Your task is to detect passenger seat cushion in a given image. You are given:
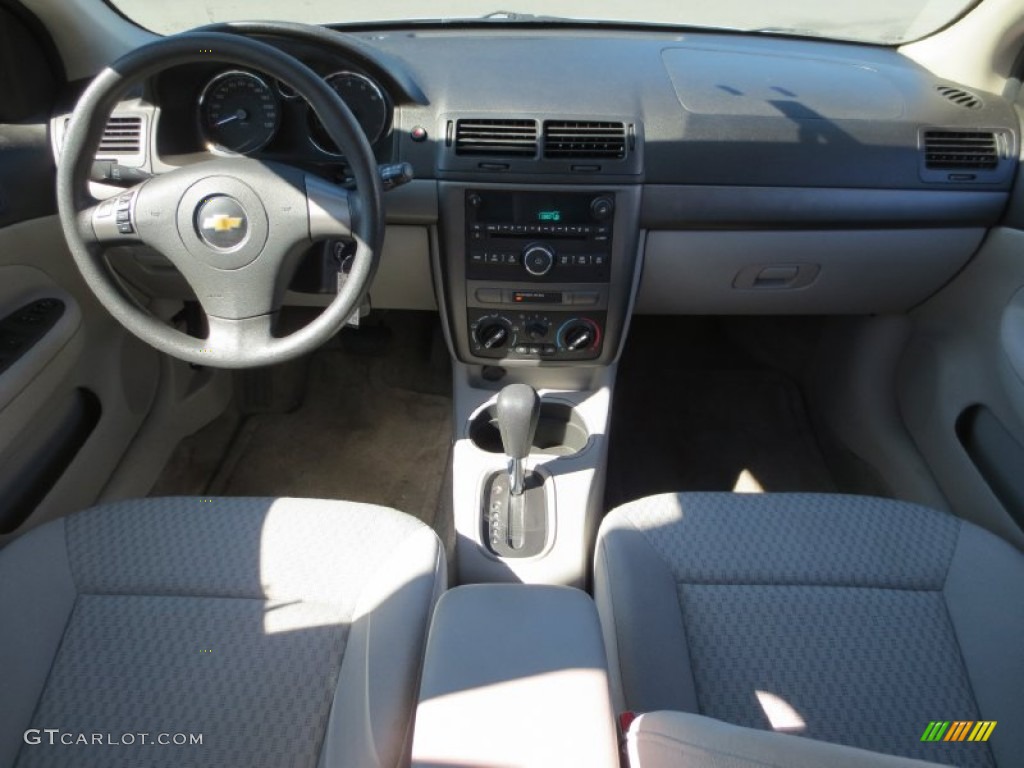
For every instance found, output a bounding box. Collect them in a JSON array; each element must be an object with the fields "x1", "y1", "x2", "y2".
[
  {"x1": 627, "y1": 711, "x2": 946, "y2": 768},
  {"x1": 1, "y1": 497, "x2": 445, "y2": 768},
  {"x1": 596, "y1": 493, "x2": 1024, "y2": 767}
]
